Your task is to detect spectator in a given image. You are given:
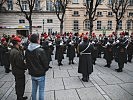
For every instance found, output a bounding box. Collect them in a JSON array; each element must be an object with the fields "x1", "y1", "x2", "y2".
[{"x1": 25, "y1": 34, "x2": 49, "y2": 100}]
